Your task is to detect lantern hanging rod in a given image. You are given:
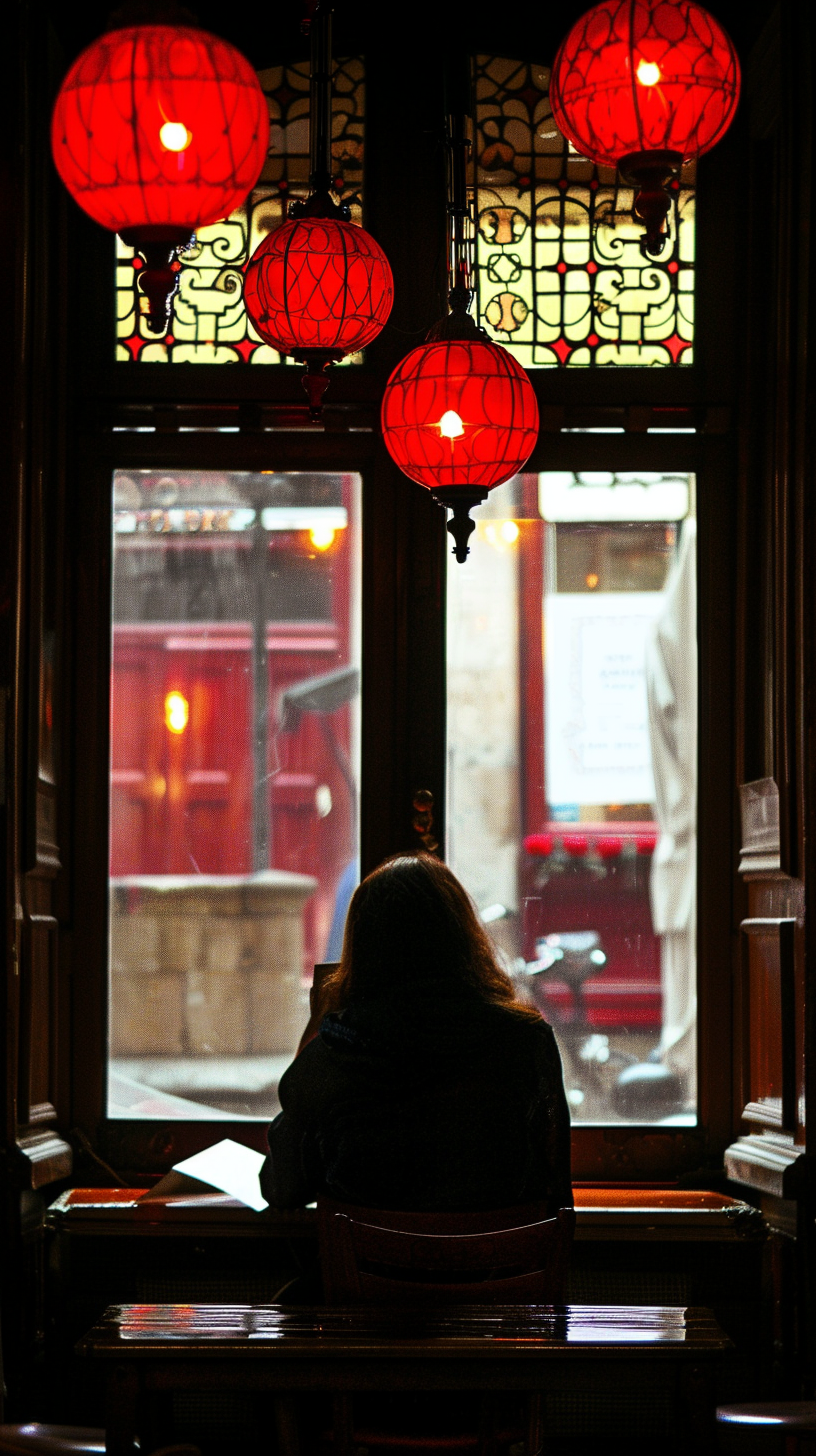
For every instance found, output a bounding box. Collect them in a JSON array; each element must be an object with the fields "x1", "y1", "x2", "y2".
[
  {"x1": 295, "y1": 0, "x2": 349, "y2": 221},
  {"x1": 443, "y1": 55, "x2": 475, "y2": 317},
  {"x1": 308, "y1": 1, "x2": 333, "y2": 196}
]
